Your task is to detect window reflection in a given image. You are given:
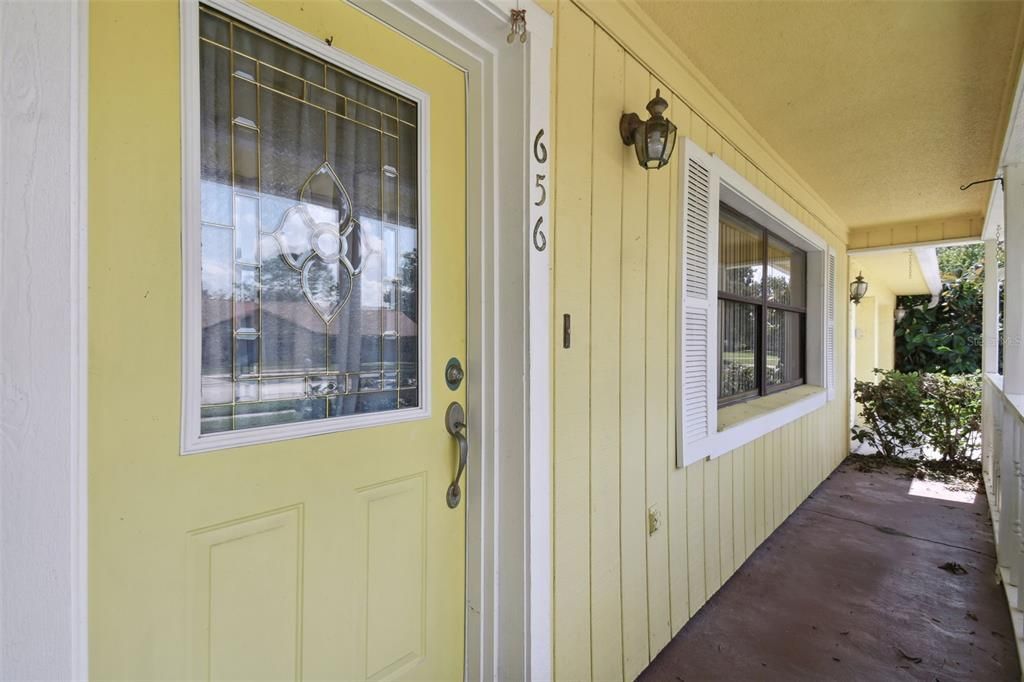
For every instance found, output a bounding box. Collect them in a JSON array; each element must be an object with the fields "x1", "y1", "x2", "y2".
[{"x1": 198, "y1": 7, "x2": 421, "y2": 434}]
